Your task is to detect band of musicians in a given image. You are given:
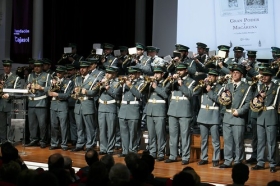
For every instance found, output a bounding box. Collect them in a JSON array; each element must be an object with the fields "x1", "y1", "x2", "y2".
[{"x1": 1, "y1": 42, "x2": 280, "y2": 173}]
